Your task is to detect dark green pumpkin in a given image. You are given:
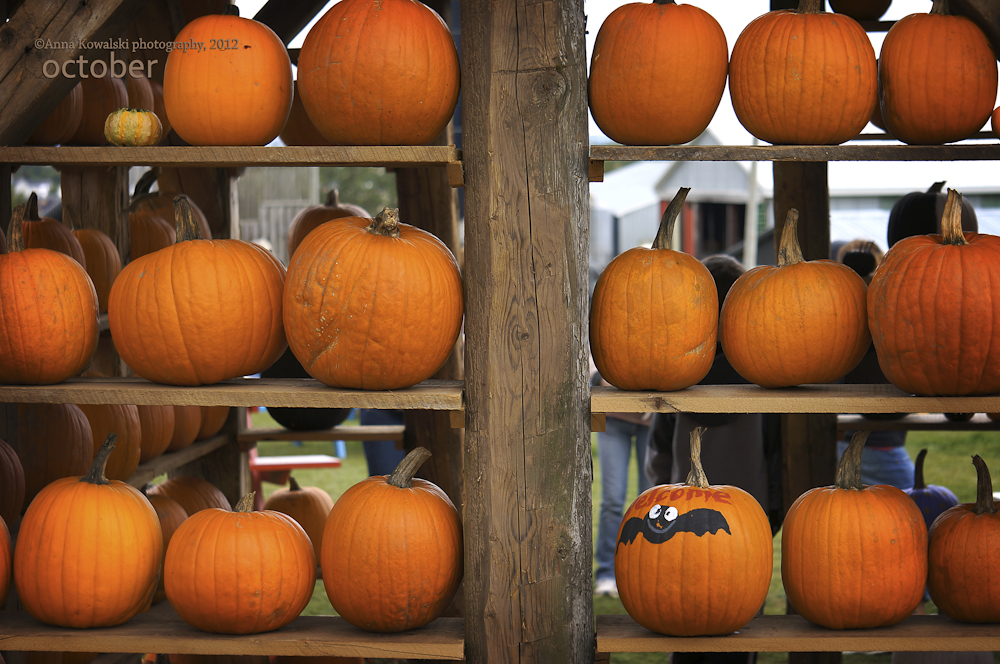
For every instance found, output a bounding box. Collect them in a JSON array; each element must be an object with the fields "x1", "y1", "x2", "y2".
[
  {"x1": 260, "y1": 347, "x2": 351, "y2": 431},
  {"x1": 887, "y1": 181, "x2": 978, "y2": 247}
]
